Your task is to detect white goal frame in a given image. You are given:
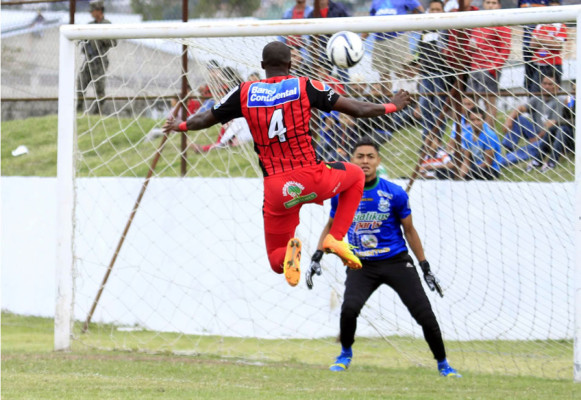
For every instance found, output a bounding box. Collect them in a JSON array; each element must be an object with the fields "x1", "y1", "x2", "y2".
[{"x1": 56, "y1": 5, "x2": 581, "y2": 381}]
